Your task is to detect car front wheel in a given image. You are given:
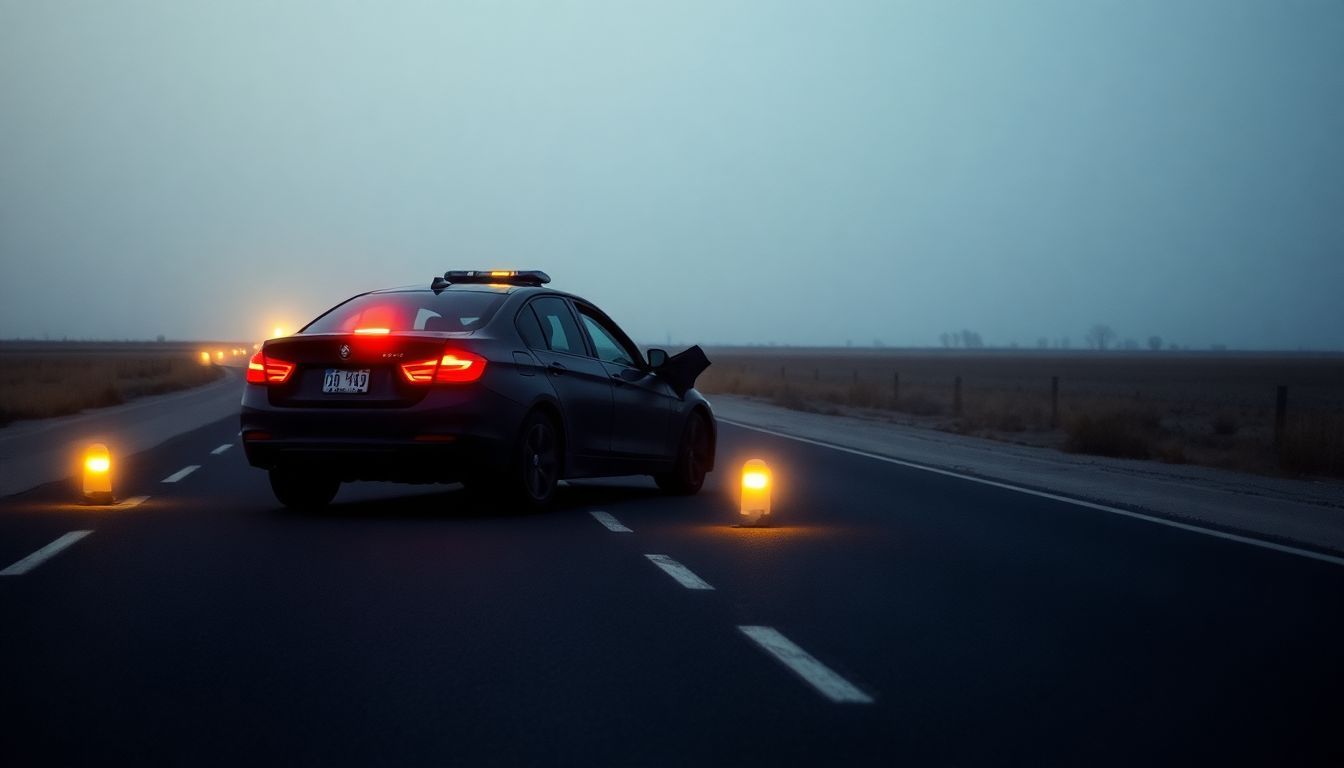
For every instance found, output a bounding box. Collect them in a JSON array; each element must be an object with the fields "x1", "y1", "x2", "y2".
[{"x1": 655, "y1": 412, "x2": 710, "y2": 495}]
